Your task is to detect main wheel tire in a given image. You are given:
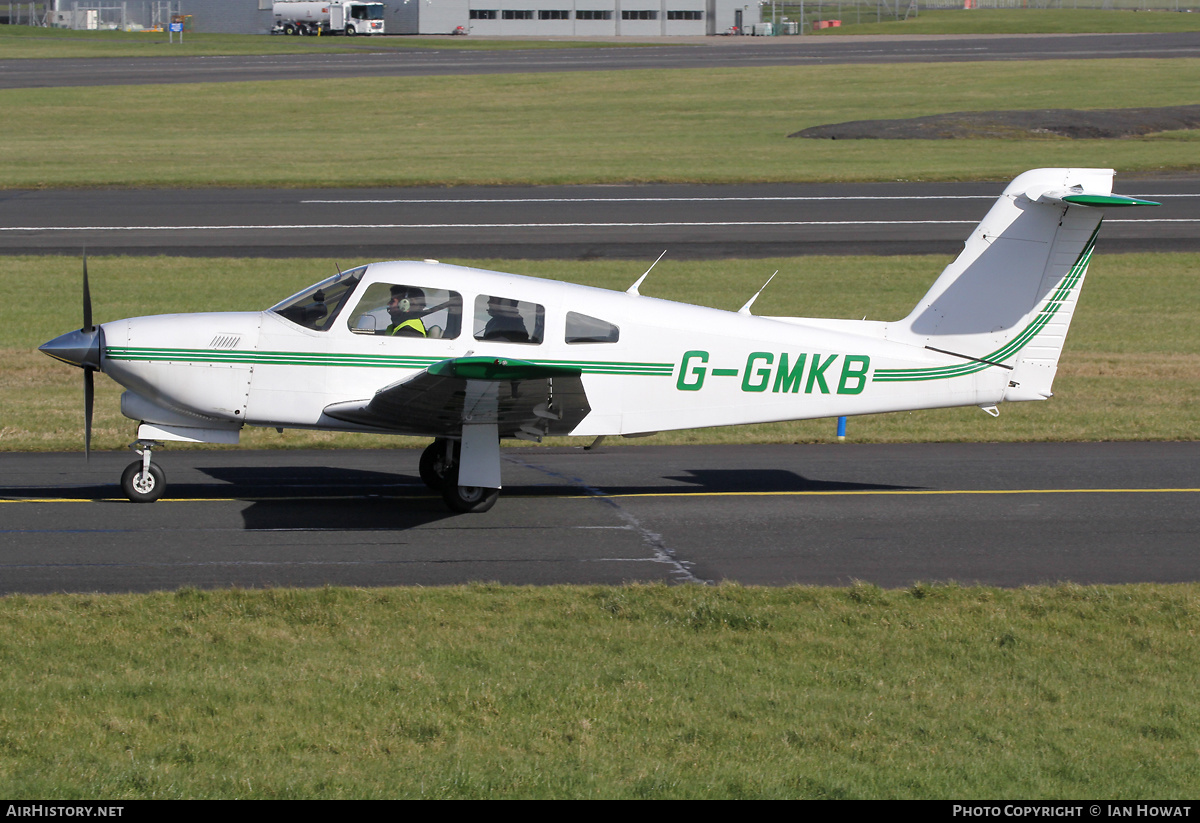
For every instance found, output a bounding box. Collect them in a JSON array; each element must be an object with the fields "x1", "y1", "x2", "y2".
[
  {"x1": 419, "y1": 440, "x2": 450, "y2": 491},
  {"x1": 441, "y1": 468, "x2": 499, "y2": 514},
  {"x1": 121, "y1": 460, "x2": 165, "y2": 503}
]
